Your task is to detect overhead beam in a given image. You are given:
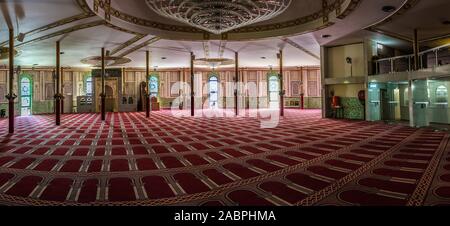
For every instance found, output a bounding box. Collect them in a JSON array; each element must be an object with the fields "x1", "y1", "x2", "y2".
[
  {"x1": 16, "y1": 20, "x2": 105, "y2": 48},
  {"x1": 109, "y1": 34, "x2": 146, "y2": 56},
  {"x1": 365, "y1": 27, "x2": 412, "y2": 43},
  {"x1": 117, "y1": 37, "x2": 161, "y2": 58},
  {"x1": 280, "y1": 37, "x2": 320, "y2": 60},
  {"x1": 0, "y1": 13, "x2": 95, "y2": 47}
]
